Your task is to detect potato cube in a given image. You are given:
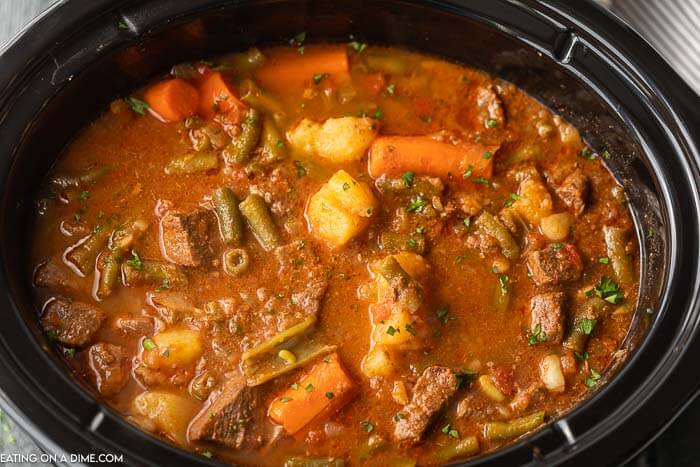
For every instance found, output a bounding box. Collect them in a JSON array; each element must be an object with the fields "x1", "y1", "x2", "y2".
[
  {"x1": 152, "y1": 327, "x2": 203, "y2": 368},
  {"x1": 362, "y1": 346, "x2": 395, "y2": 377},
  {"x1": 132, "y1": 391, "x2": 198, "y2": 444},
  {"x1": 287, "y1": 117, "x2": 377, "y2": 163},
  {"x1": 306, "y1": 170, "x2": 377, "y2": 247},
  {"x1": 513, "y1": 177, "x2": 553, "y2": 225}
]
